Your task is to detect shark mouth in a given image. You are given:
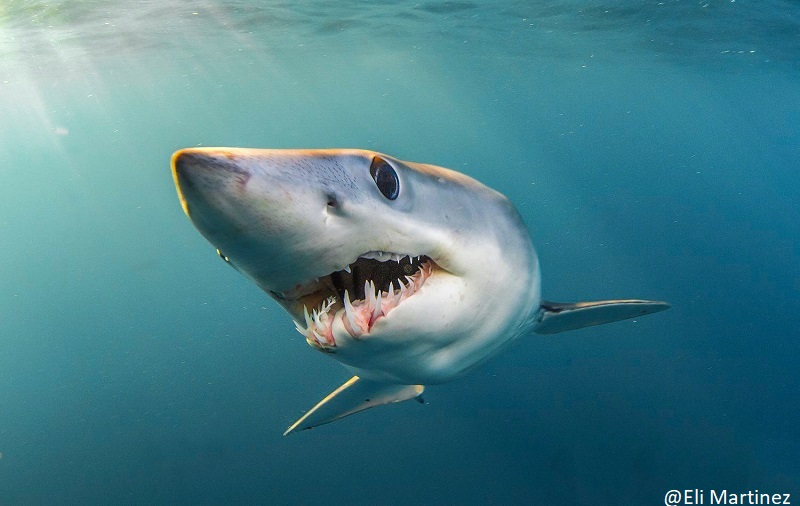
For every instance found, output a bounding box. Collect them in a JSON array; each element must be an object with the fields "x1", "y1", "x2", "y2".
[{"x1": 282, "y1": 253, "x2": 436, "y2": 352}]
